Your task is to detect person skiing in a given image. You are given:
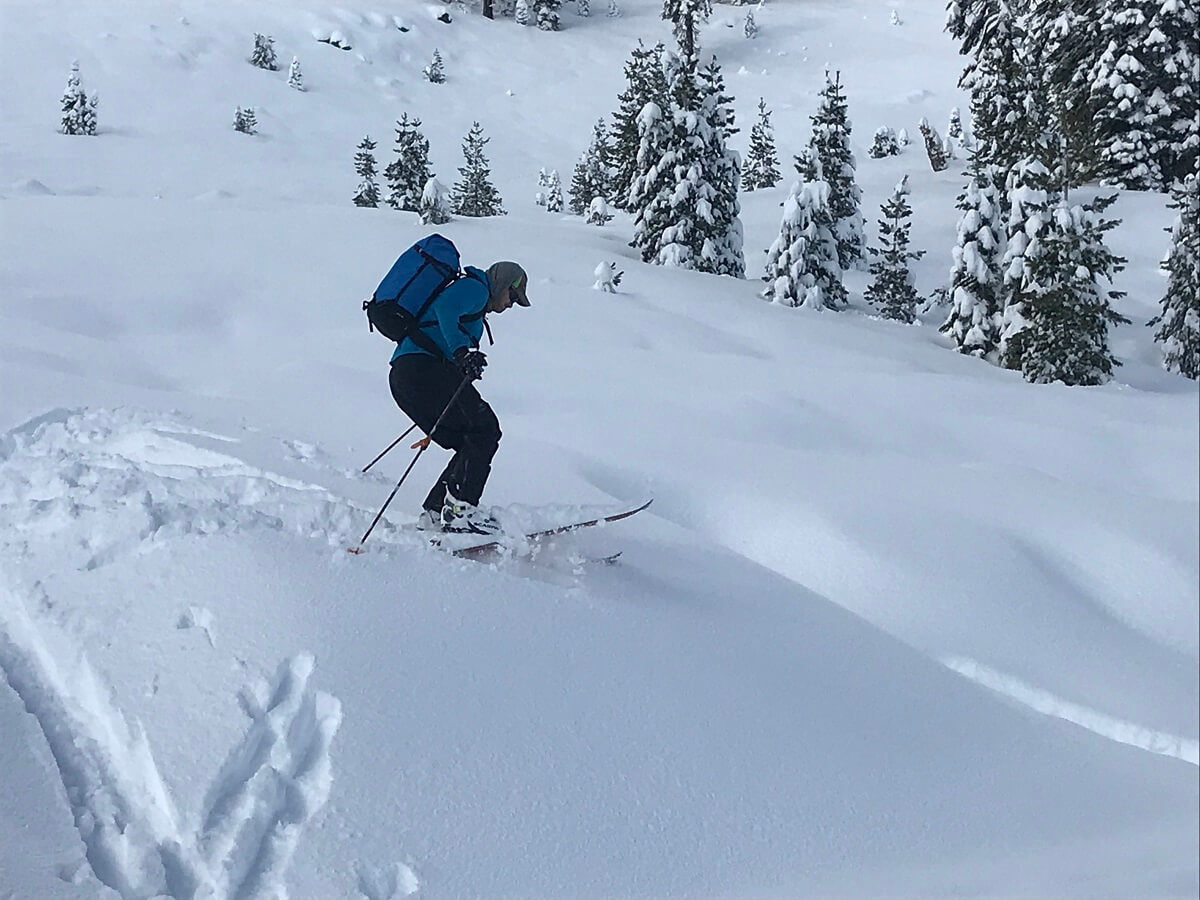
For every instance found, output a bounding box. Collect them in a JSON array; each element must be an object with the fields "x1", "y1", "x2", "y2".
[{"x1": 388, "y1": 259, "x2": 531, "y2": 534}]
